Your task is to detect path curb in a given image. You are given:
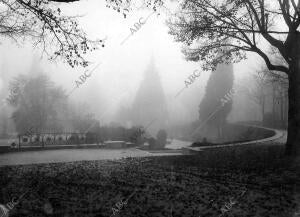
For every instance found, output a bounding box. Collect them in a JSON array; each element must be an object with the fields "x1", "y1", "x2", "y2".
[{"x1": 182, "y1": 124, "x2": 286, "y2": 154}]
